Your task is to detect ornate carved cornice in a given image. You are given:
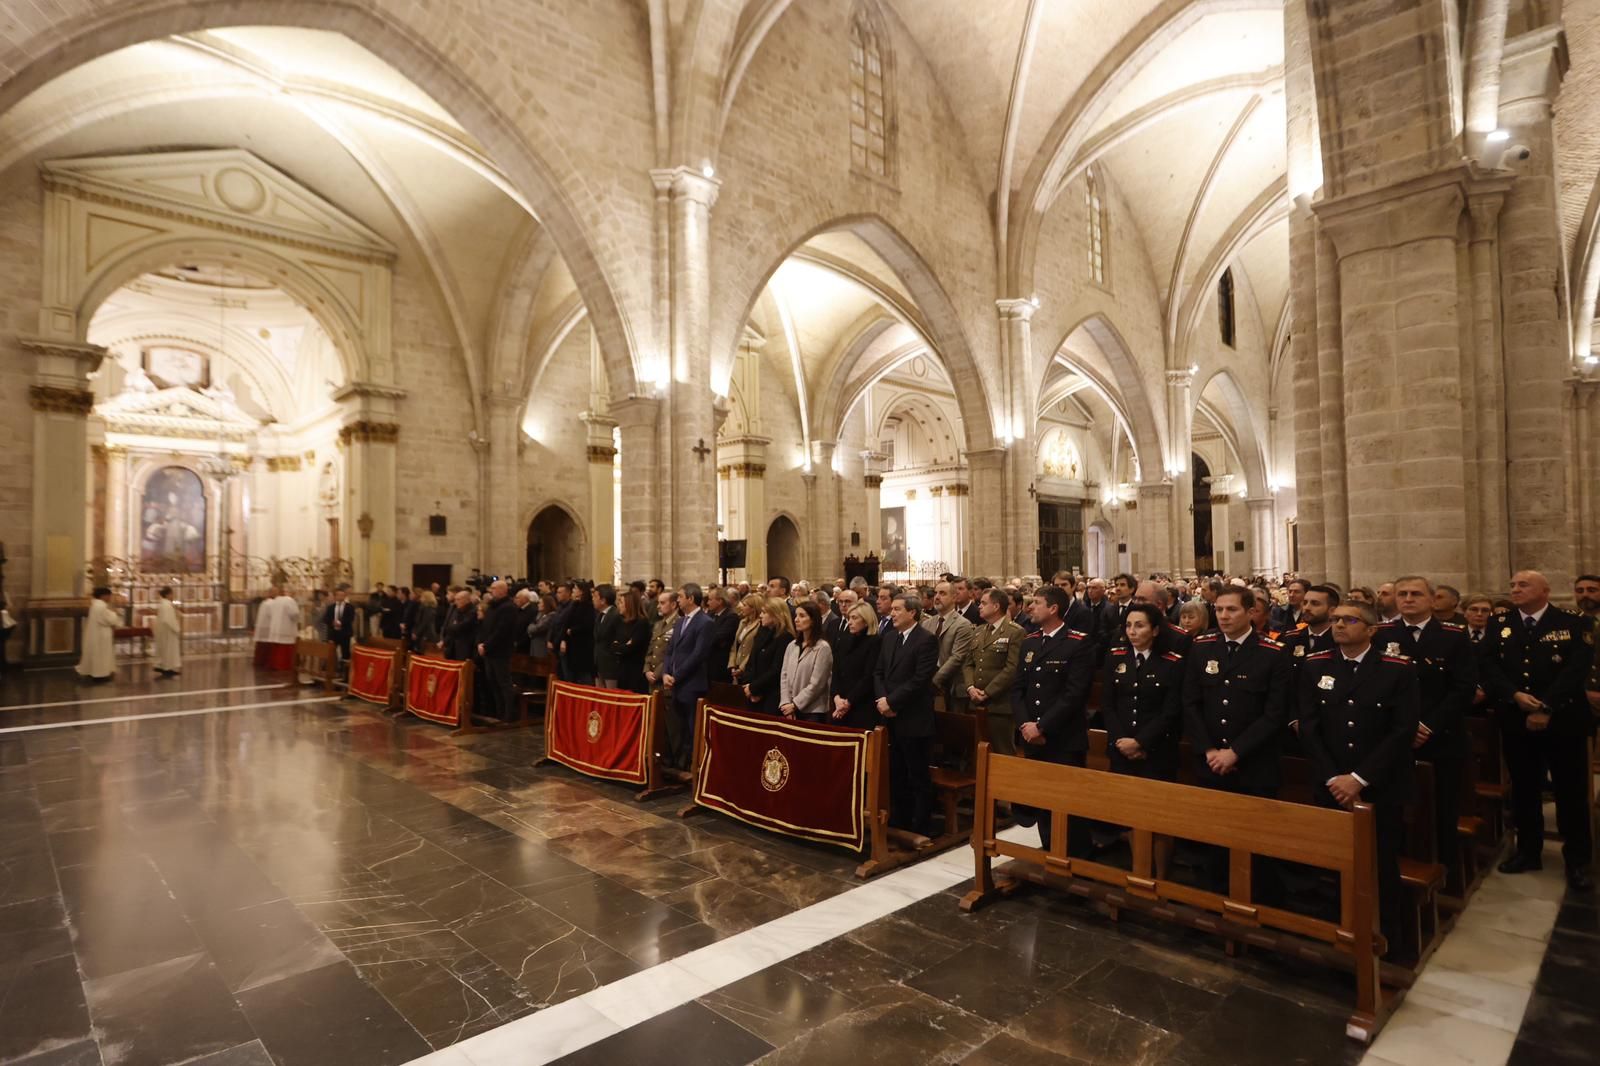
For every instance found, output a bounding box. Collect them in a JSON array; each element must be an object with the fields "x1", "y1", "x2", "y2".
[
  {"x1": 587, "y1": 445, "x2": 618, "y2": 463},
  {"x1": 717, "y1": 462, "x2": 766, "y2": 479},
  {"x1": 30, "y1": 385, "x2": 95, "y2": 415},
  {"x1": 863, "y1": 474, "x2": 883, "y2": 489},
  {"x1": 1209, "y1": 493, "x2": 1234, "y2": 505},
  {"x1": 266, "y1": 456, "x2": 304, "y2": 472},
  {"x1": 945, "y1": 483, "x2": 969, "y2": 497},
  {"x1": 338, "y1": 421, "x2": 400, "y2": 445},
  {"x1": 930, "y1": 486, "x2": 945, "y2": 497}
]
